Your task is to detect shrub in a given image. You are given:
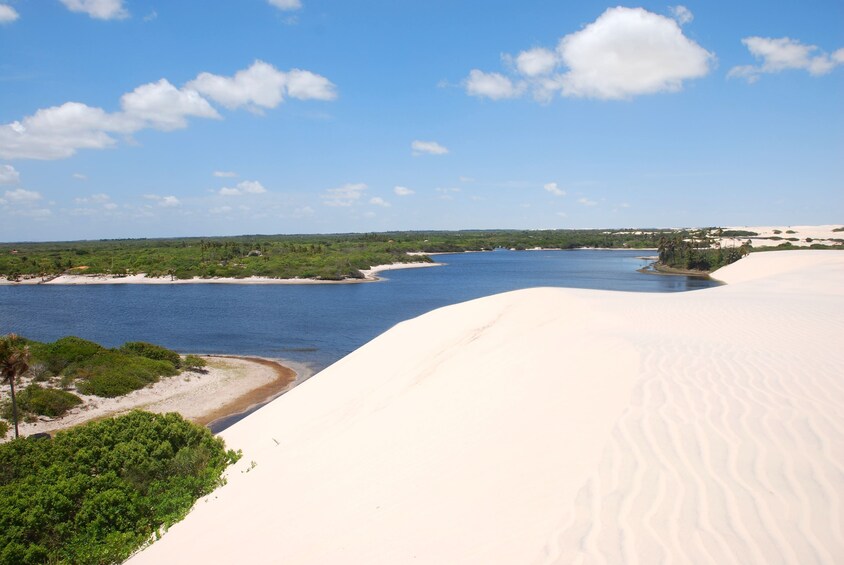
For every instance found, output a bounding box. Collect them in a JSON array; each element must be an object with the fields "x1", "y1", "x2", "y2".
[
  {"x1": 120, "y1": 342, "x2": 181, "y2": 369},
  {"x1": 31, "y1": 336, "x2": 103, "y2": 375},
  {"x1": 16, "y1": 384, "x2": 82, "y2": 418},
  {"x1": 0, "y1": 421, "x2": 7, "y2": 438},
  {"x1": 72, "y1": 351, "x2": 178, "y2": 398},
  {"x1": 182, "y1": 355, "x2": 207, "y2": 372},
  {"x1": 0, "y1": 411, "x2": 240, "y2": 564}
]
